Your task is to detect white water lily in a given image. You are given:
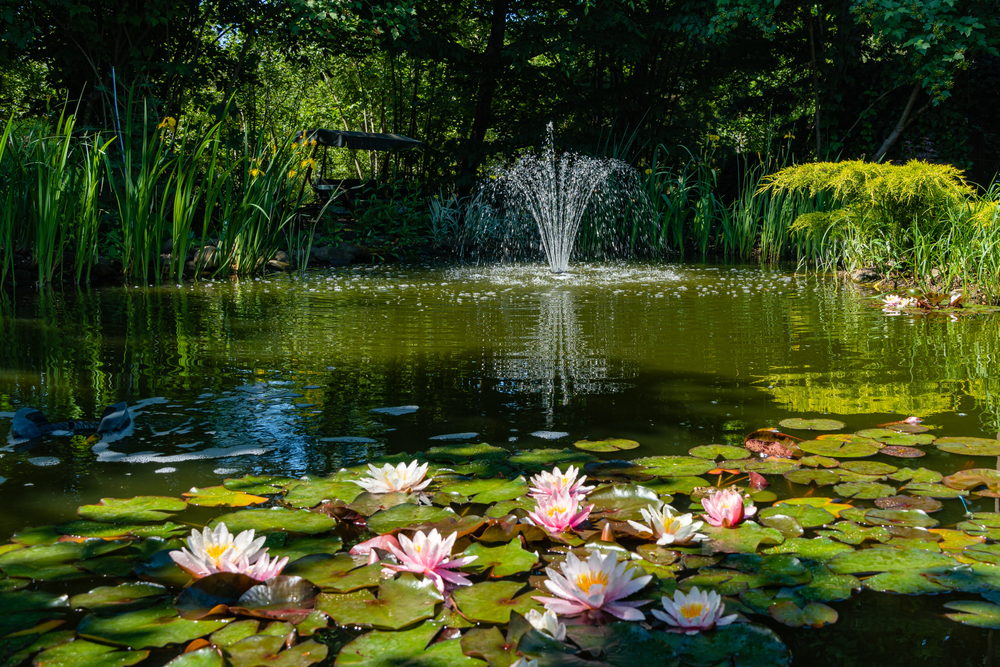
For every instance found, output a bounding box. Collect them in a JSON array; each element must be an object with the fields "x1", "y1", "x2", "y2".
[
  {"x1": 170, "y1": 523, "x2": 270, "y2": 579},
  {"x1": 528, "y1": 465, "x2": 595, "y2": 500},
  {"x1": 533, "y1": 550, "x2": 651, "y2": 621},
  {"x1": 881, "y1": 294, "x2": 917, "y2": 310},
  {"x1": 627, "y1": 504, "x2": 708, "y2": 546},
  {"x1": 353, "y1": 460, "x2": 432, "y2": 494},
  {"x1": 510, "y1": 658, "x2": 538, "y2": 667},
  {"x1": 525, "y1": 609, "x2": 567, "y2": 641},
  {"x1": 652, "y1": 586, "x2": 738, "y2": 634}
]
